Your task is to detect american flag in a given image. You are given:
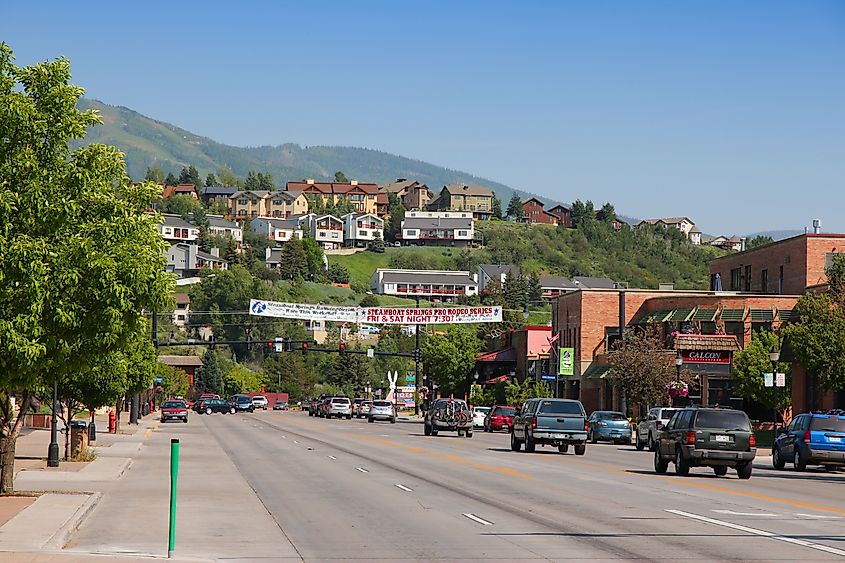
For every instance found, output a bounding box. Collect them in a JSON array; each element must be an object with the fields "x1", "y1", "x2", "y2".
[{"x1": 547, "y1": 332, "x2": 560, "y2": 345}]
